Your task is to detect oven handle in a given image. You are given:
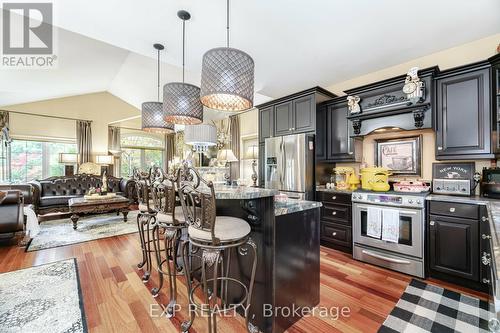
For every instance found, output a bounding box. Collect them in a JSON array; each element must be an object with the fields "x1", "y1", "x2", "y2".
[
  {"x1": 362, "y1": 249, "x2": 411, "y2": 265},
  {"x1": 355, "y1": 205, "x2": 418, "y2": 216}
]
